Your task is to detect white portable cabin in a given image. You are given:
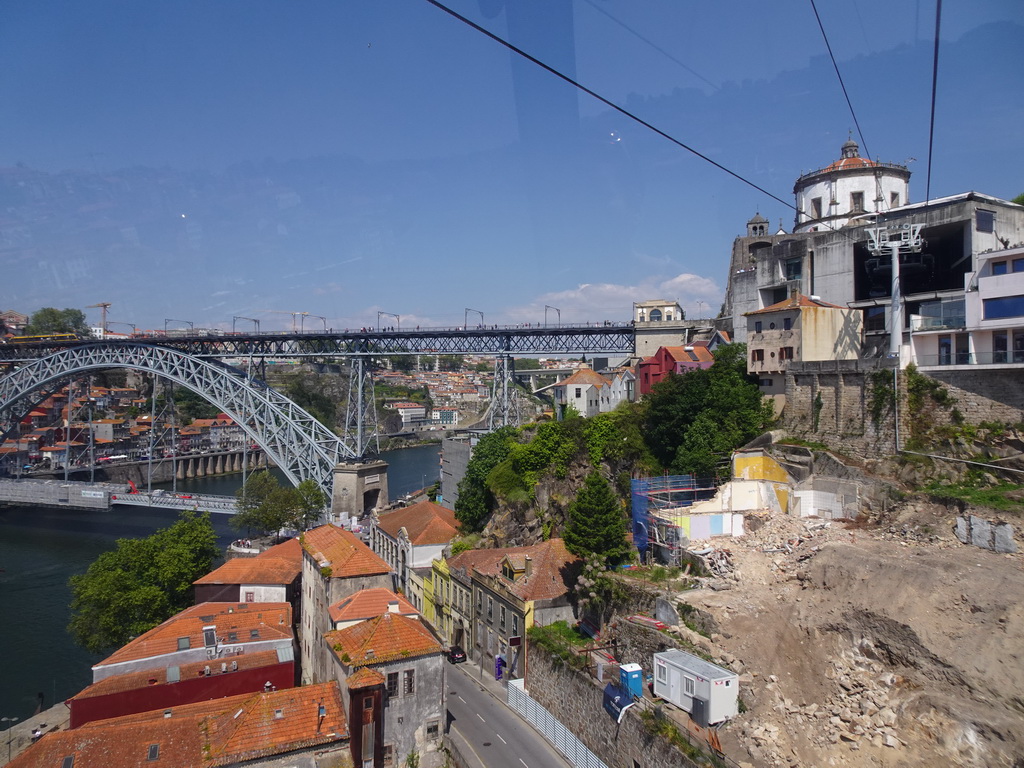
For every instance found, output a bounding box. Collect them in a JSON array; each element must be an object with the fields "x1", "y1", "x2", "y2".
[{"x1": 652, "y1": 649, "x2": 738, "y2": 726}]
